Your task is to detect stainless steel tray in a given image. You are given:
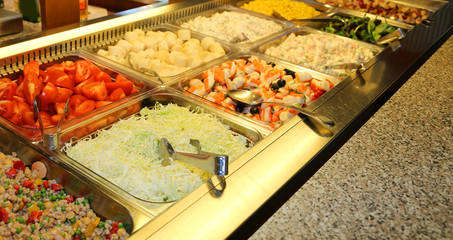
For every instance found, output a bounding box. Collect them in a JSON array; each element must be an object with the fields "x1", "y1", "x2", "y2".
[
  {"x1": 312, "y1": 0, "x2": 447, "y2": 24},
  {"x1": 305, "y1": 8, "x2": 413, "y2": 45},
  {"x1": 172, "y1": 5, "x2": 295, "y2": 50},
  {"x1": 0, "y1": 122, "x2": 153, "y2": 235},
  {"x1": 0, "y1": 50, "x2": 156, "y2": 142},
  {"x1": 236, "y1": 0, "x2": 334, "y2": 18},
  {"x1": 253, "y1": 26, "x2": 383, "y2": 77},
  {"x1": 51, "y1": 89, "x2": 268, "y2": 216},
  {"x1": 177, "y1": 51, "x2": 340, "y2": 131},
  {"x1": 86, "y1": 24, "x2": 234, "y2": 84}
]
